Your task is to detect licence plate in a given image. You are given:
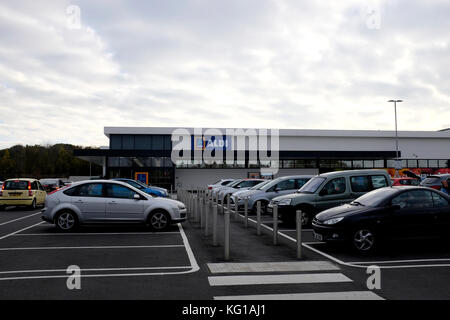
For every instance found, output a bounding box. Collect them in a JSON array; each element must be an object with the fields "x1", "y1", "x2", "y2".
[{"x1": 313, "y1": 231, "x2": 323, "y2": 241}]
